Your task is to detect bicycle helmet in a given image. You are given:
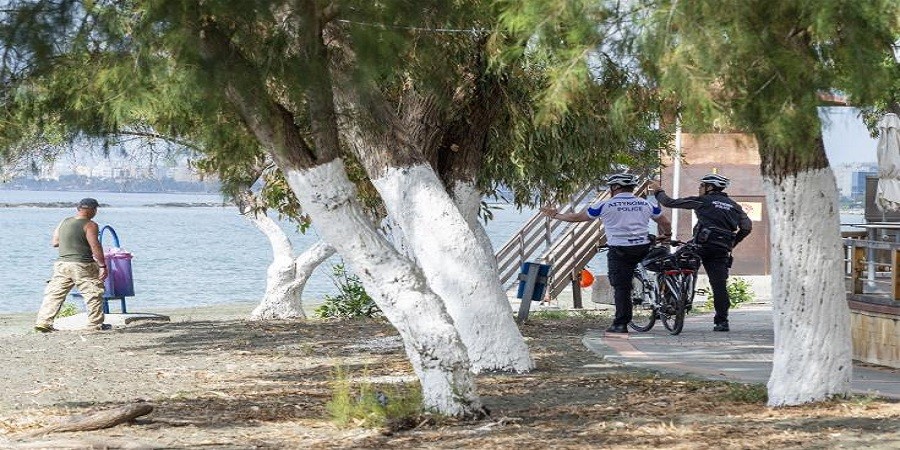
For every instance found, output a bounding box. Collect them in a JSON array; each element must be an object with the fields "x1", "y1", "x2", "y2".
[
  {"x1": 699, "y1": 173, "x2": 730, "y2": 189},
  {"x1": 606, "y1": 173, "x2": 640, "y2": 188}
]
